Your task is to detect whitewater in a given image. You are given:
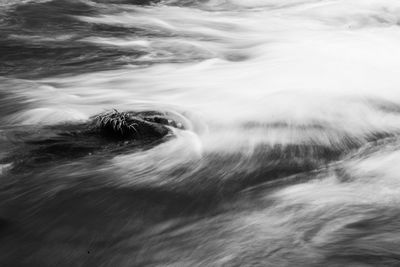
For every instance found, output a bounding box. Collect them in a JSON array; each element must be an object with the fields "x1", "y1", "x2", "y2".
[{"x1": 1, "y1": 0, "x2": 400, "y2": 266}]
